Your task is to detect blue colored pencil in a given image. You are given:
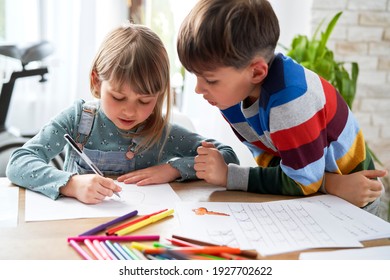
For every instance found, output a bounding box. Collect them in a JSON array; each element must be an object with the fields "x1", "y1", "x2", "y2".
[
  {"x1": 113, "y1": 242, "x2": 133, "y2": 260},
  {"x1": 100, "y1": 241, "x2": 118, "y2": 260},
  {"x1": 104, "y1": 240, "x2": 125, "y2": 260}
]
